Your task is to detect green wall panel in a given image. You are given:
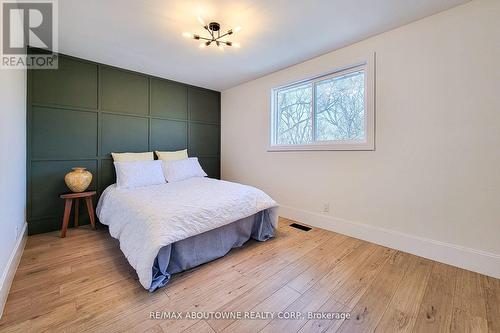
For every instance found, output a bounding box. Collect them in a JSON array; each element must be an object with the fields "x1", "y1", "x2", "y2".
[
  {"x1": 99, "y1": 159, "x2": 115, "y2": 193},
  {"x1": 189, "y1": 123, "x2": 220, "y2": 156},
  {"x1": 199, "y1": 157, "x2": 221, "y2": 179},
  {"x1": 31, "y1": 56, "x2": 98, "y2": 109},
  {"x1": 151, "y1": 119, "x2": 187, "y2": 151},
  {"x1": 28, "y1": 52, "x2": 220, "y2": 234},
  {"x1": 30, "y1": 160, "x2": 97, "y2": 219},
  {"x1": 29, "y1": 217, "x2": 67, "y2": 235},
  {"x1": 100, "y1": 114, "x2": 149, "y2": 157},
  {"x1": 101, "y1": 67, "x2": 149, "y2": 115},
  {"x1": 32, "y1": 106, "x2": 97, "y2": 159},
  {"x1": 29, "y1": 206, "x2": 94, "y2": 235},
  {"x1": 151, "y1": 79, "x2": 187, "y2": 120},
  {"x1": 189, "y1": 88, "x2": 220, "y2": 123}
]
